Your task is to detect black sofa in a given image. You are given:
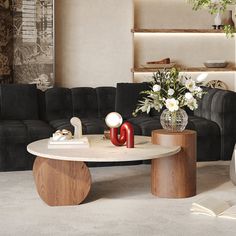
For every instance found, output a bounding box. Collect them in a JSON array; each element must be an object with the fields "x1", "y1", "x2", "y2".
[{"x1": 0, "y1": 83, "x2": 235, "y2": 171}]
